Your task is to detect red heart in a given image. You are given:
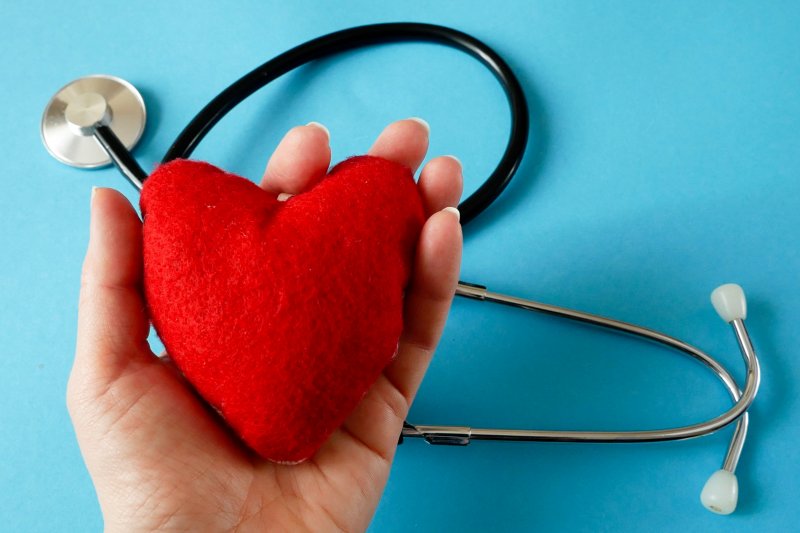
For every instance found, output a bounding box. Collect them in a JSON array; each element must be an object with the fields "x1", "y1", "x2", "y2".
[{"x1": 140, "y1": 156, "x2": 425, "y2": 462}]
